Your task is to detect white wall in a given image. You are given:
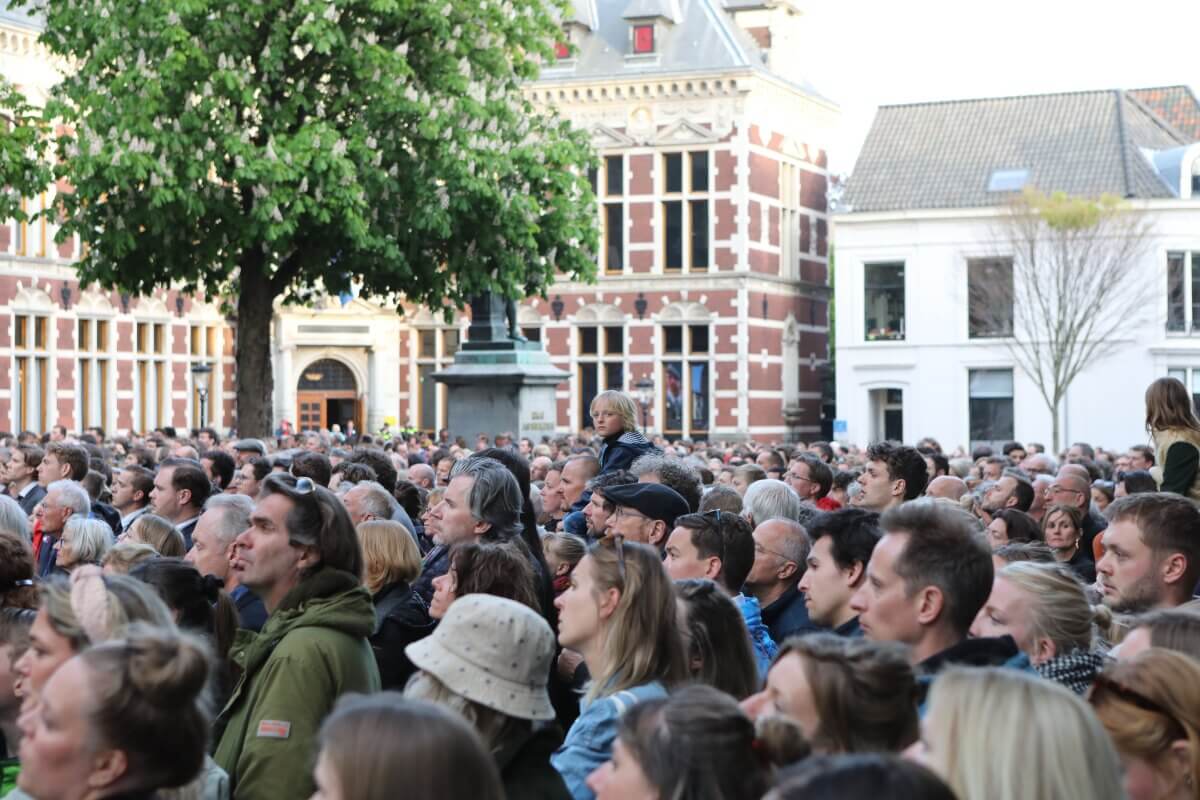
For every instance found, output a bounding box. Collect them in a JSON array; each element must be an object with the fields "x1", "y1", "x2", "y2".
[{"x1": 832, "y1": 203, "x2": 1200, "y2": 454}]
